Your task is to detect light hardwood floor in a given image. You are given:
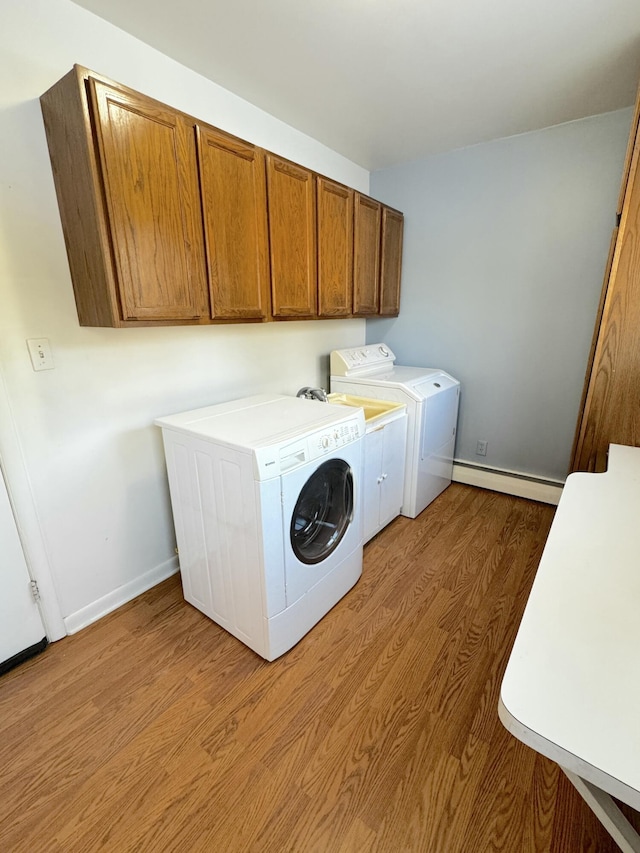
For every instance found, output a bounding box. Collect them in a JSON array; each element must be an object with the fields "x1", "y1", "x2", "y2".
[{"x1": 0, "y1": 484, "x2": 633, "y2": 851}]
